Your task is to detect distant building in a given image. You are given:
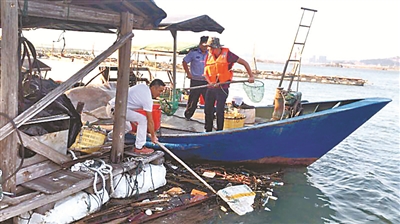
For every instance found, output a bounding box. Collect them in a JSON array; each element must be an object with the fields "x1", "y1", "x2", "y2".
[
  {"x1": 318, "y1": 56, "x2": 327, "y2": 63},
  {"x1": 310, "y1": 55, "x2": 317, "y2": 63},
  {"x1": 309, "y1": 55, "x2": 328, "y2": 63}
]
